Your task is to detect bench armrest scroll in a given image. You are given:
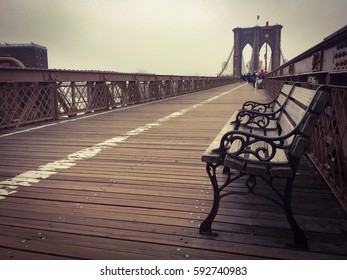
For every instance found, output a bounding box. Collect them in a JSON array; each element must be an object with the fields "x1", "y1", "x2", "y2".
[
  {"x1": 213, "y1": 129, "x2": 293, "y2": 162},
  {"x1": 242, "y1": 100, "x2": 276, "y2": 113},
  {"x1": 232, "y1": 109, "x2": 280, "y2": 130}
]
